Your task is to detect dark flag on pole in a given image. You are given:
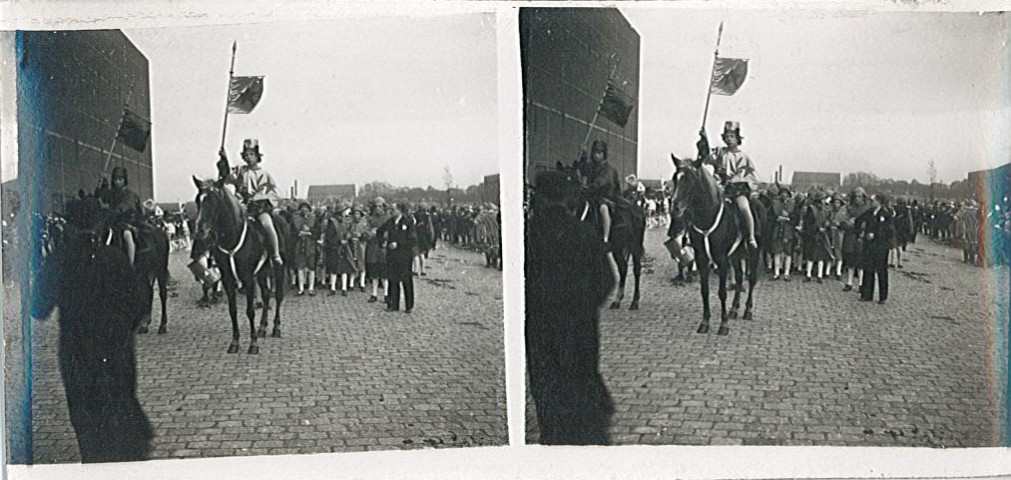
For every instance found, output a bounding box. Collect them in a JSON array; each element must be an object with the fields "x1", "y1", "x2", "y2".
[
  {"x1": 227, "y1": 76, "x2": 265, "y2": 114},
  {"x1": 116, "y1": 108, "x2": 151, "y2": 152},
  {"x1": 597, "y1": 80, "x2": 636, "y2": 128},
  {"x1": 709, "y1": 57, "x2": 749, "y2": 96}
]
